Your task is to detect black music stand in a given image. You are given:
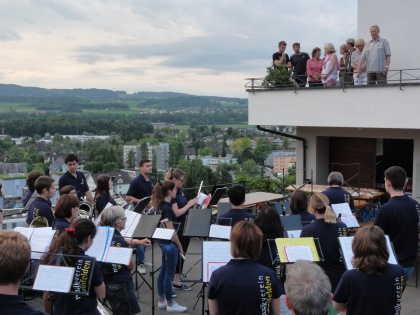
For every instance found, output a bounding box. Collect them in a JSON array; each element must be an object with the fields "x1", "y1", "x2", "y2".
[
  {"x1": 280, "y1": 214, "x2": 303, "y2": 231},
  {"x1": 207, "y1": 186, "x2": 227, "y2": 207},
  {"x1": 132, "y1": 196, "x2": 151, "y2": 214}
]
